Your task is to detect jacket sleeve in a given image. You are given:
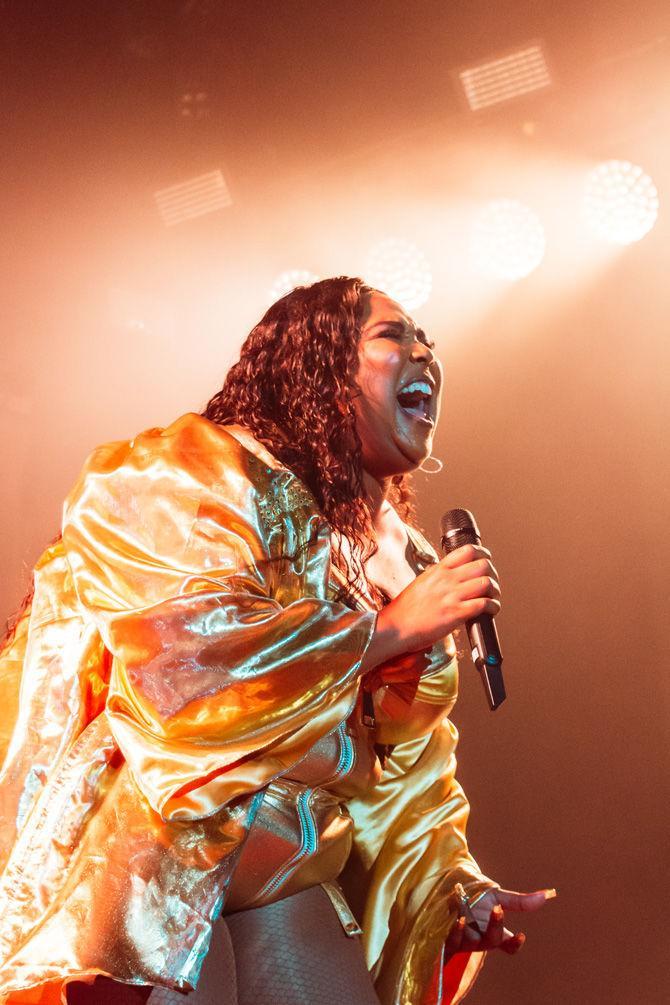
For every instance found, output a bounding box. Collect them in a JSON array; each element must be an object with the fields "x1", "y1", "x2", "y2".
[
  {"x1": 62, "y1": 416, "x2": 376, "y2": 821},
  {"x1": 346, "y1": 520, "x2": 496, "y2": 1004},
  {"x1": 346, "y1": 719, "x2": 498, "y2": 1004}
]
